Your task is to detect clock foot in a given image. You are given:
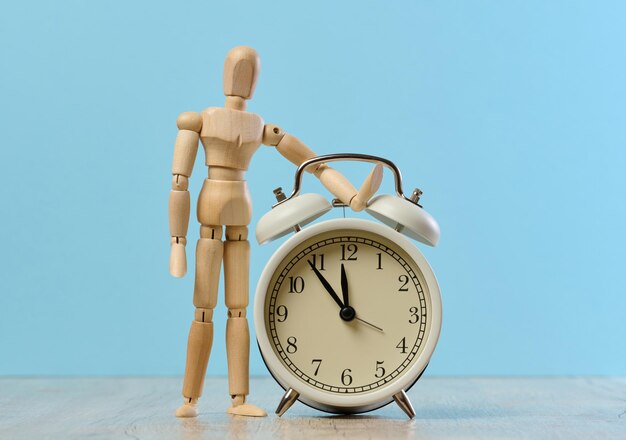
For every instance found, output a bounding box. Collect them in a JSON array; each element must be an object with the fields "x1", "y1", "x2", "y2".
[
  {"x1": 393, "y1": 390, "x2": 416, "y2": 419},
  {"x1": 275, "y1": 388, "x2": 299, "y2": 417}
]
